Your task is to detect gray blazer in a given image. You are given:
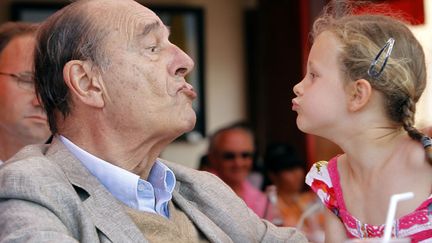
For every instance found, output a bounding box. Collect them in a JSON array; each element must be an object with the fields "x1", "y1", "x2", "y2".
[{"x1": 0, "y1": 138, "x2": 307, "y2": 243}]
